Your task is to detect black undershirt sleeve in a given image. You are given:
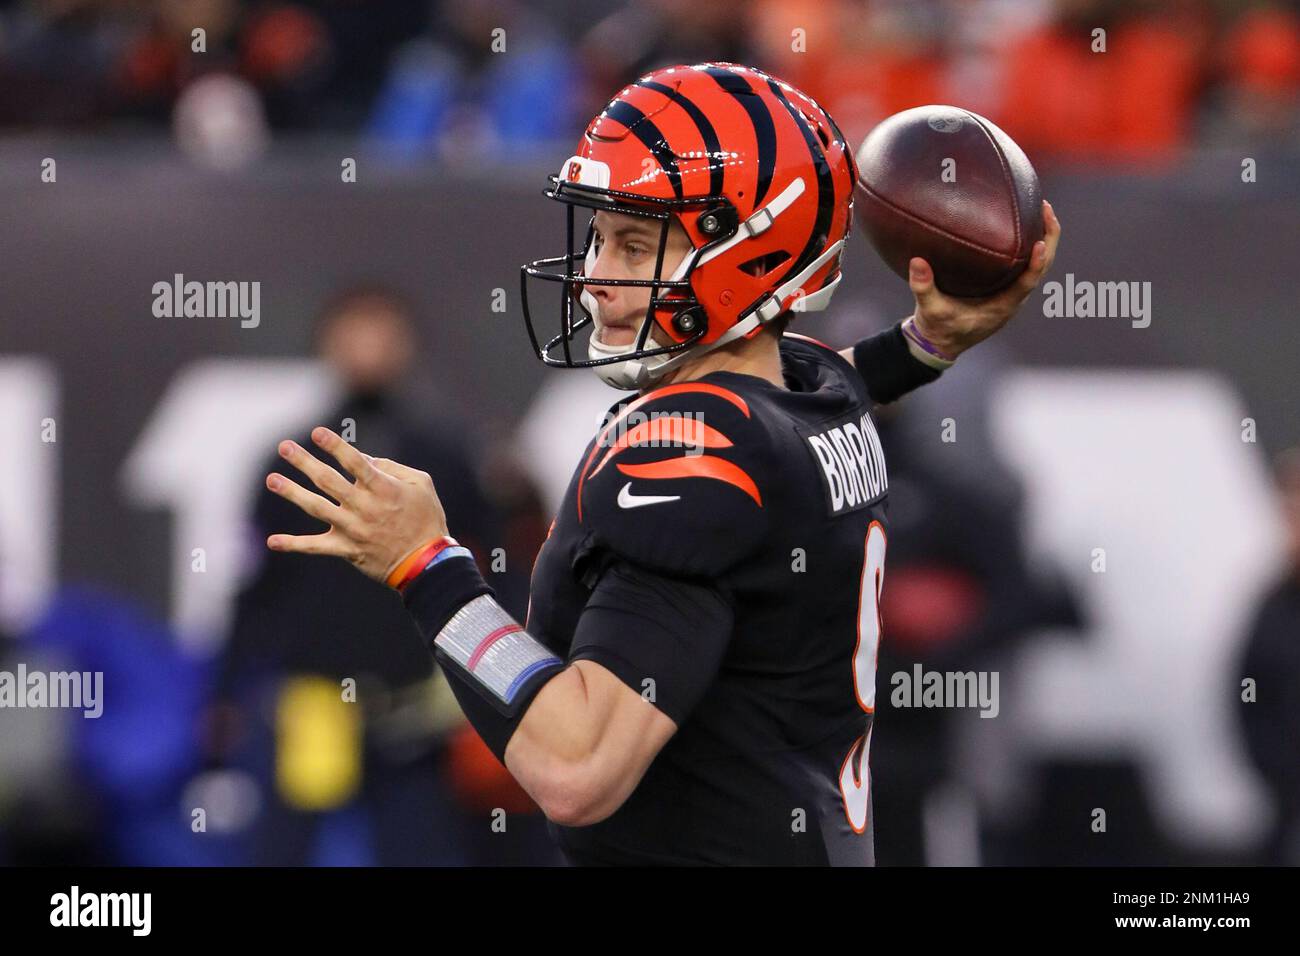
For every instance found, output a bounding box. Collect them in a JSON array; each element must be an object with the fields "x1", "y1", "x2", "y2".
[
  {"x1": 568, "y1": 558, "x2": 735, "y2": 728},
  {"x1": 402, "y1": 554, "x2": 560, "y2": 762},
  {"x1": 852, "y1": 321, "x2": 943, "y2": 405},
  {"x1": 401, "y1": 551, "x2": 733, "y2": 757}
]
